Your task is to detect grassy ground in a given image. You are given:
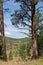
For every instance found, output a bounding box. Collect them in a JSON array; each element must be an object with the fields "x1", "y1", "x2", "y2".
[
  {"x1": 0, "y1": 57, "x2": 43, "y2": 65},
  {"x1": 0, "y1": 37, "x2": 43, "y2": 65}
]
